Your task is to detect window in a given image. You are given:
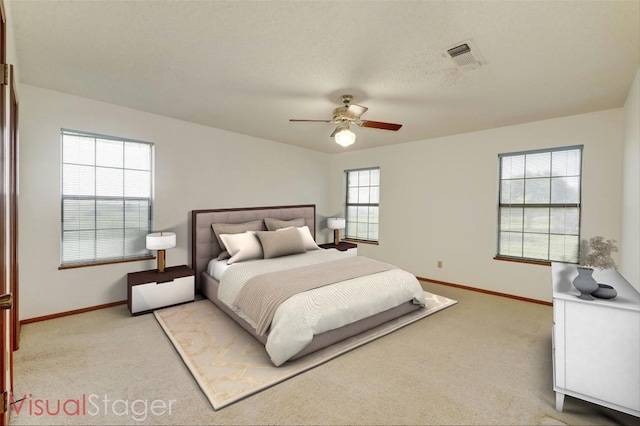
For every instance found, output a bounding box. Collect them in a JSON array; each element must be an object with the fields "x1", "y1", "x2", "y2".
[
  {"x1": 497, "y1": 146, "x2": 582, "y2": 263},
  {"x1": 61, "y1": 129, "x2": 153, "y2": 267},
  {"x1": 345, "y1": 167, "x2": 380, "y2": 242}
]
